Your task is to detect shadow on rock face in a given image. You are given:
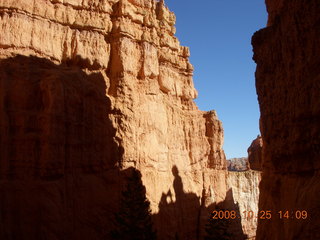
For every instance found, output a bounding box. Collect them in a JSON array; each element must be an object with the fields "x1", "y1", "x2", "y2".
[
  {"x1": 0, "y1": 55, "x2": 122, "y2": 240},
  {"x1": 153, "y1": 165, "x2": 247, "y2": 240}
]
